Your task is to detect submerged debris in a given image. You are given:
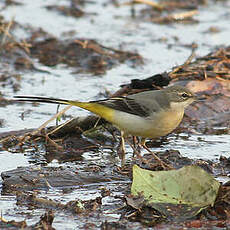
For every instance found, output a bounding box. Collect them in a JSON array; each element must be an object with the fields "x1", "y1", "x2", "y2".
[
  {"x1": 0, "y1": 210, "x2": 55, "y2": 230},
  {"x1": 119, "y1": 0, "x2": 203, "y2": 24},
  {"x1": 1, "y1": 165, "x2": 128, "y2": 194},
  {"x1": 16, "y1": 191, "x2": 102, "y2": 215},
  {"x1": 28, "y1": 37, "x2": 143, "y2": 75},
  {"x1": 1, "y1": 46, "x2": 230, "y2": 170},
  {"x1": 0, "y1": 0, "x2": 230, "y2": 227}
]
